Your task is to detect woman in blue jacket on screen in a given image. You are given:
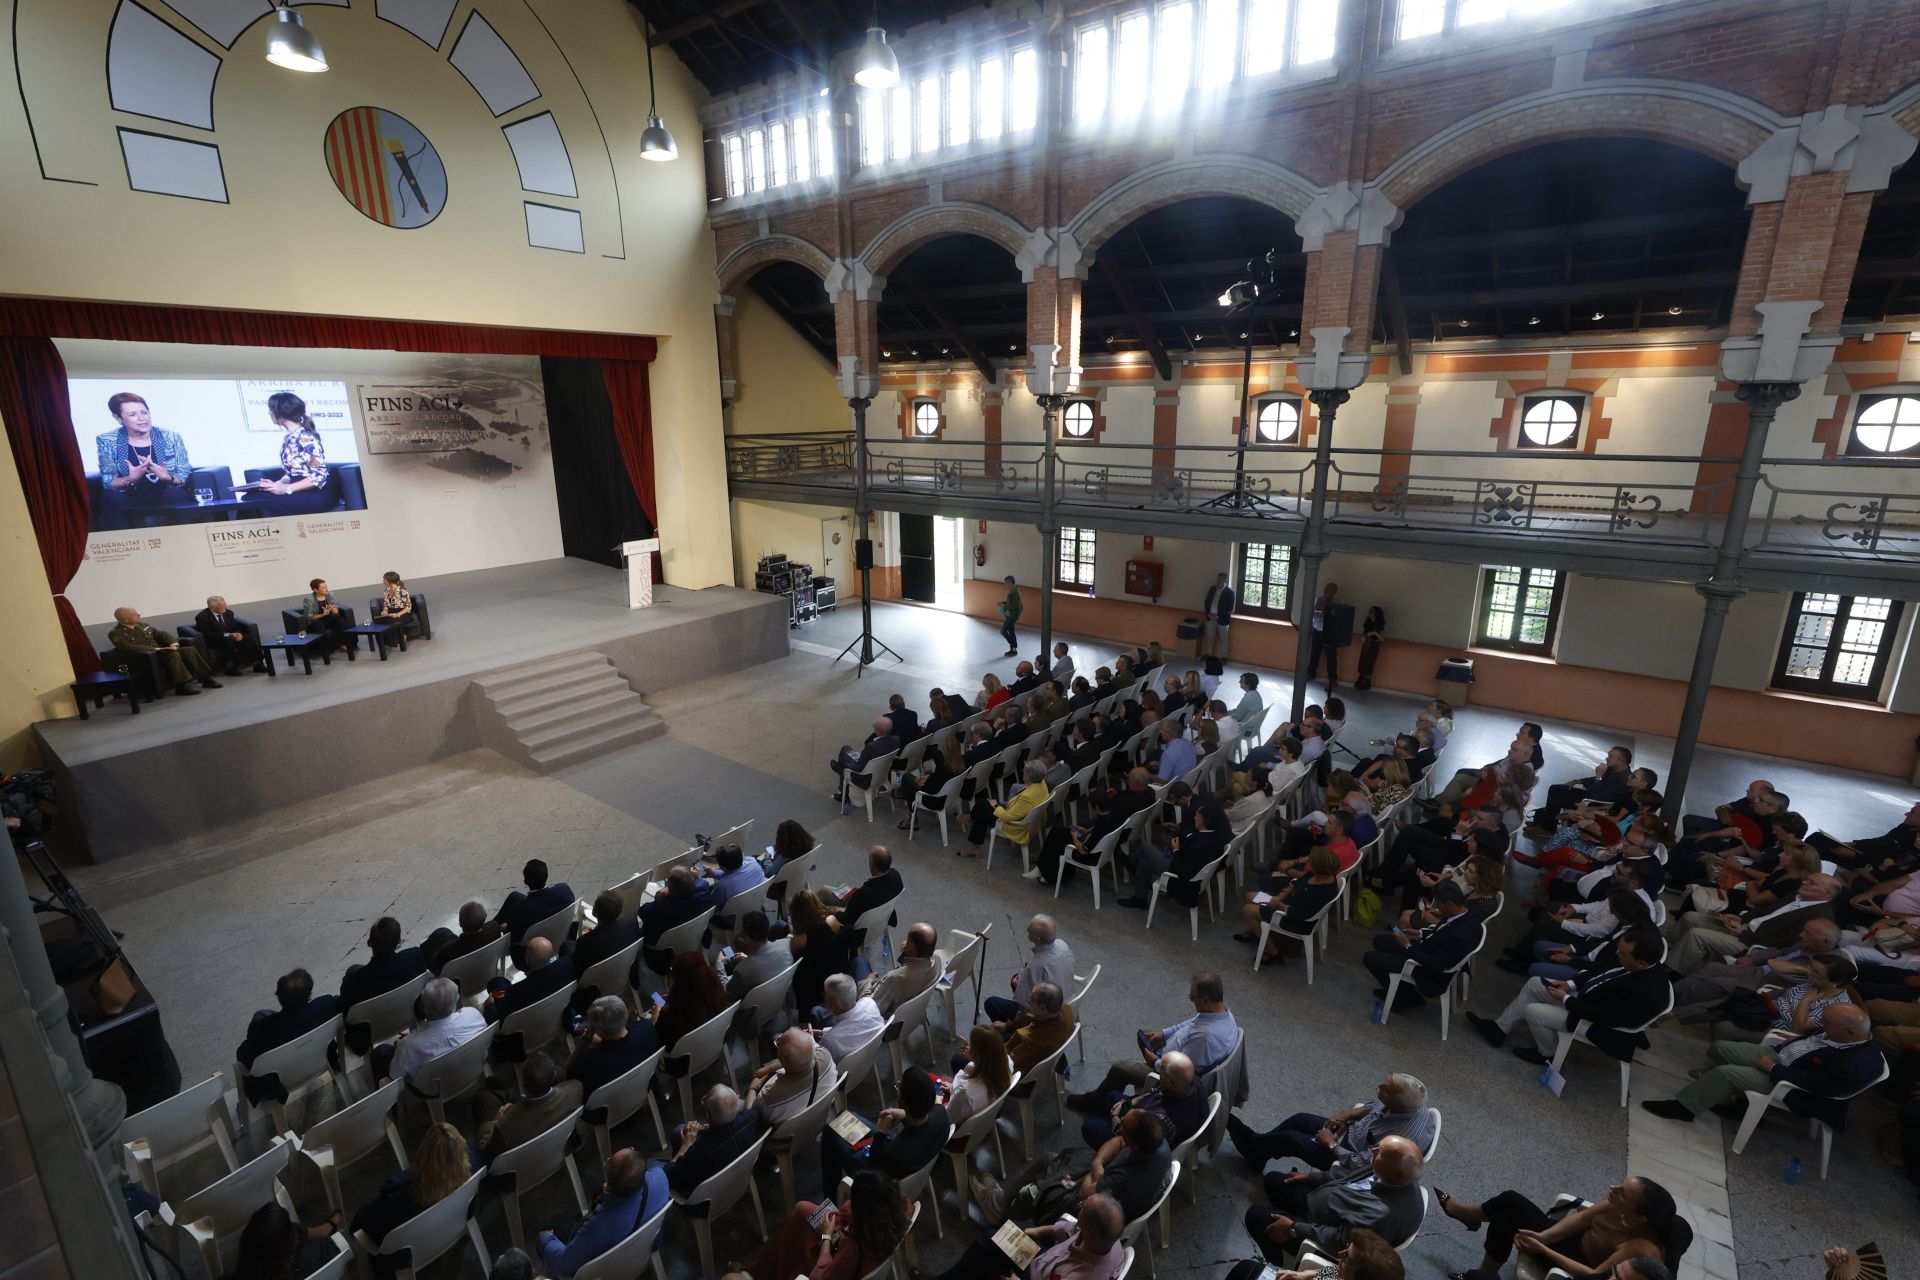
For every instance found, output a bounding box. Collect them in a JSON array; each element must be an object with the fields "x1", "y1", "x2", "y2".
[
  {"x1": 95, "y1": 391, "x2": 193, "y2": 513},
  {"x1": 251, "y1": 390, "x2": 338, "y2": 515}
]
